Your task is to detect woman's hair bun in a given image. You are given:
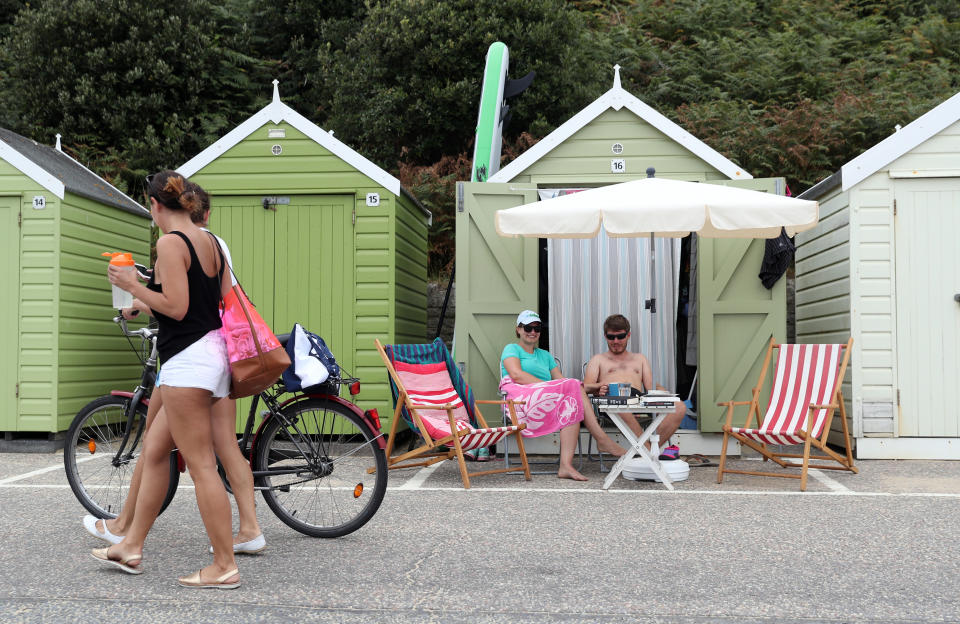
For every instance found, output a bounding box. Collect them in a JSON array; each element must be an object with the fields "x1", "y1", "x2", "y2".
[{"x1": 162, "y1": 174, "x2": 186, "y2": 198}]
